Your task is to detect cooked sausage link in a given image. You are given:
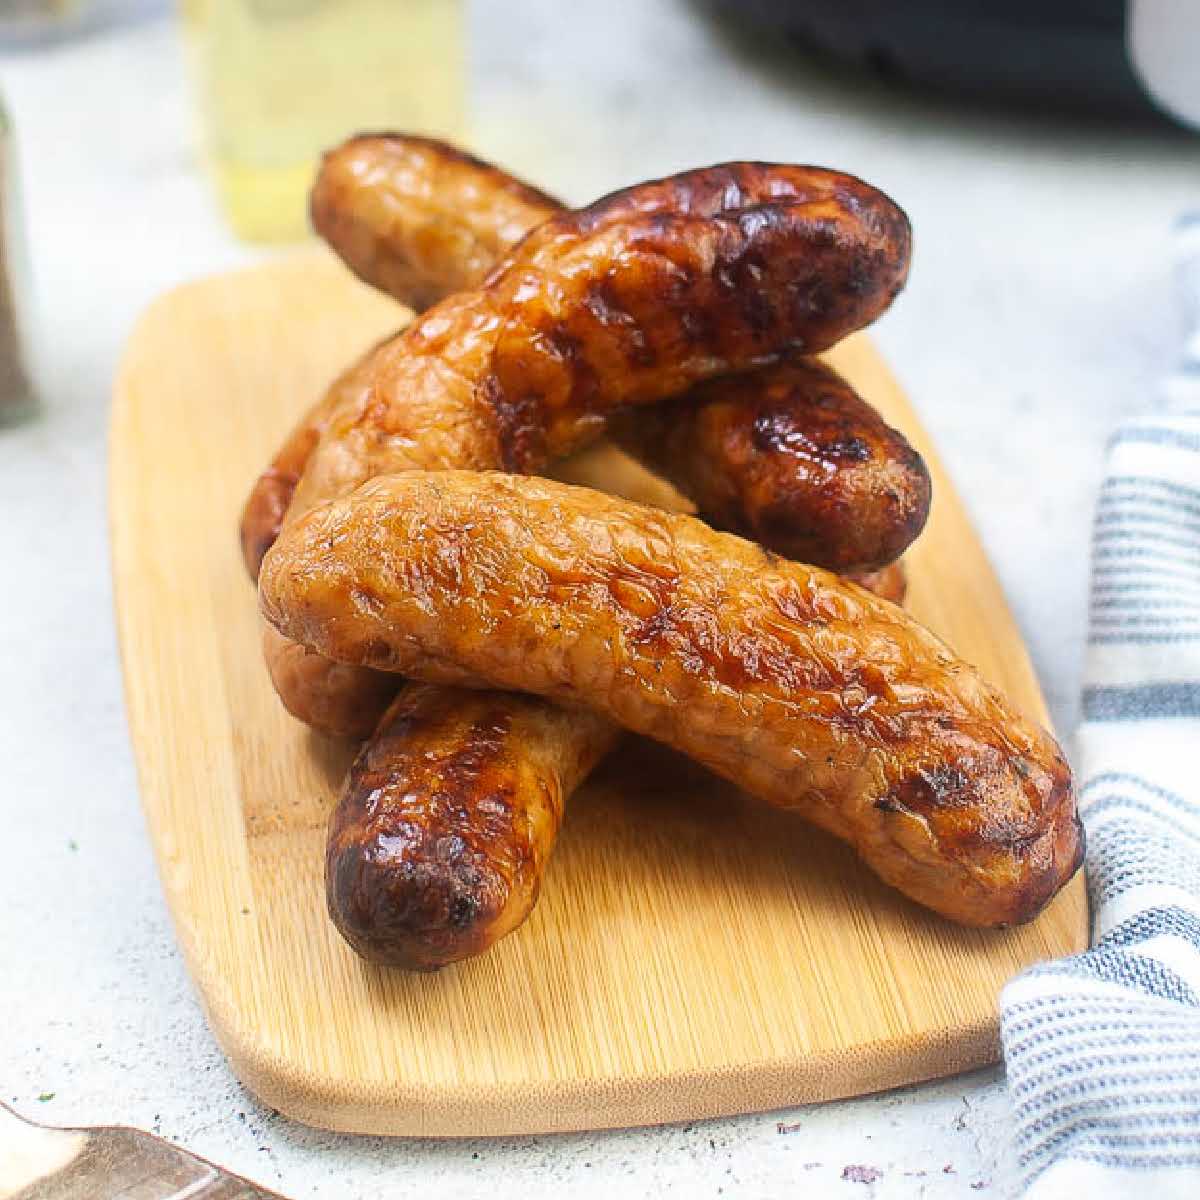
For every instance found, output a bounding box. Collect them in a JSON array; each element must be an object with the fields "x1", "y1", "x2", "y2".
[
  {"x1": 308, "y1": 136, "x2": 925, "y2": 570},
  {"x1": 611, "y1": 360, "x2": 930, "y2": 573},
  {"x1": 289, "y1": 161, "x2": 911, "y2": 516},
  {"x1": 260, "y1": 624, "x2": 397, "y2": 741},
  {"x1": 241, "y1": 334, "x2": 395, "y2": 580},
  {"x1": 310, "y1": 134, "x2": 561, "y2": 312},
  {"x1": 254, "y1": 141, "x2": 921, "y2": 582},
  {"x1": 261, "y1": 470, "x2": 1082, "y2": 929},
  {"x1": 271, "y1": 160, "x2": 912, "y2": 736},
  {"x1": 482, "y1": 162, "x2": 912, "y2": 472},
  {"x1": 327, "y1": 684, "x2": 617, "y2": 970},
  {"x1": 264, "y1": 151, "x2": 923, "y2": 963}
]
